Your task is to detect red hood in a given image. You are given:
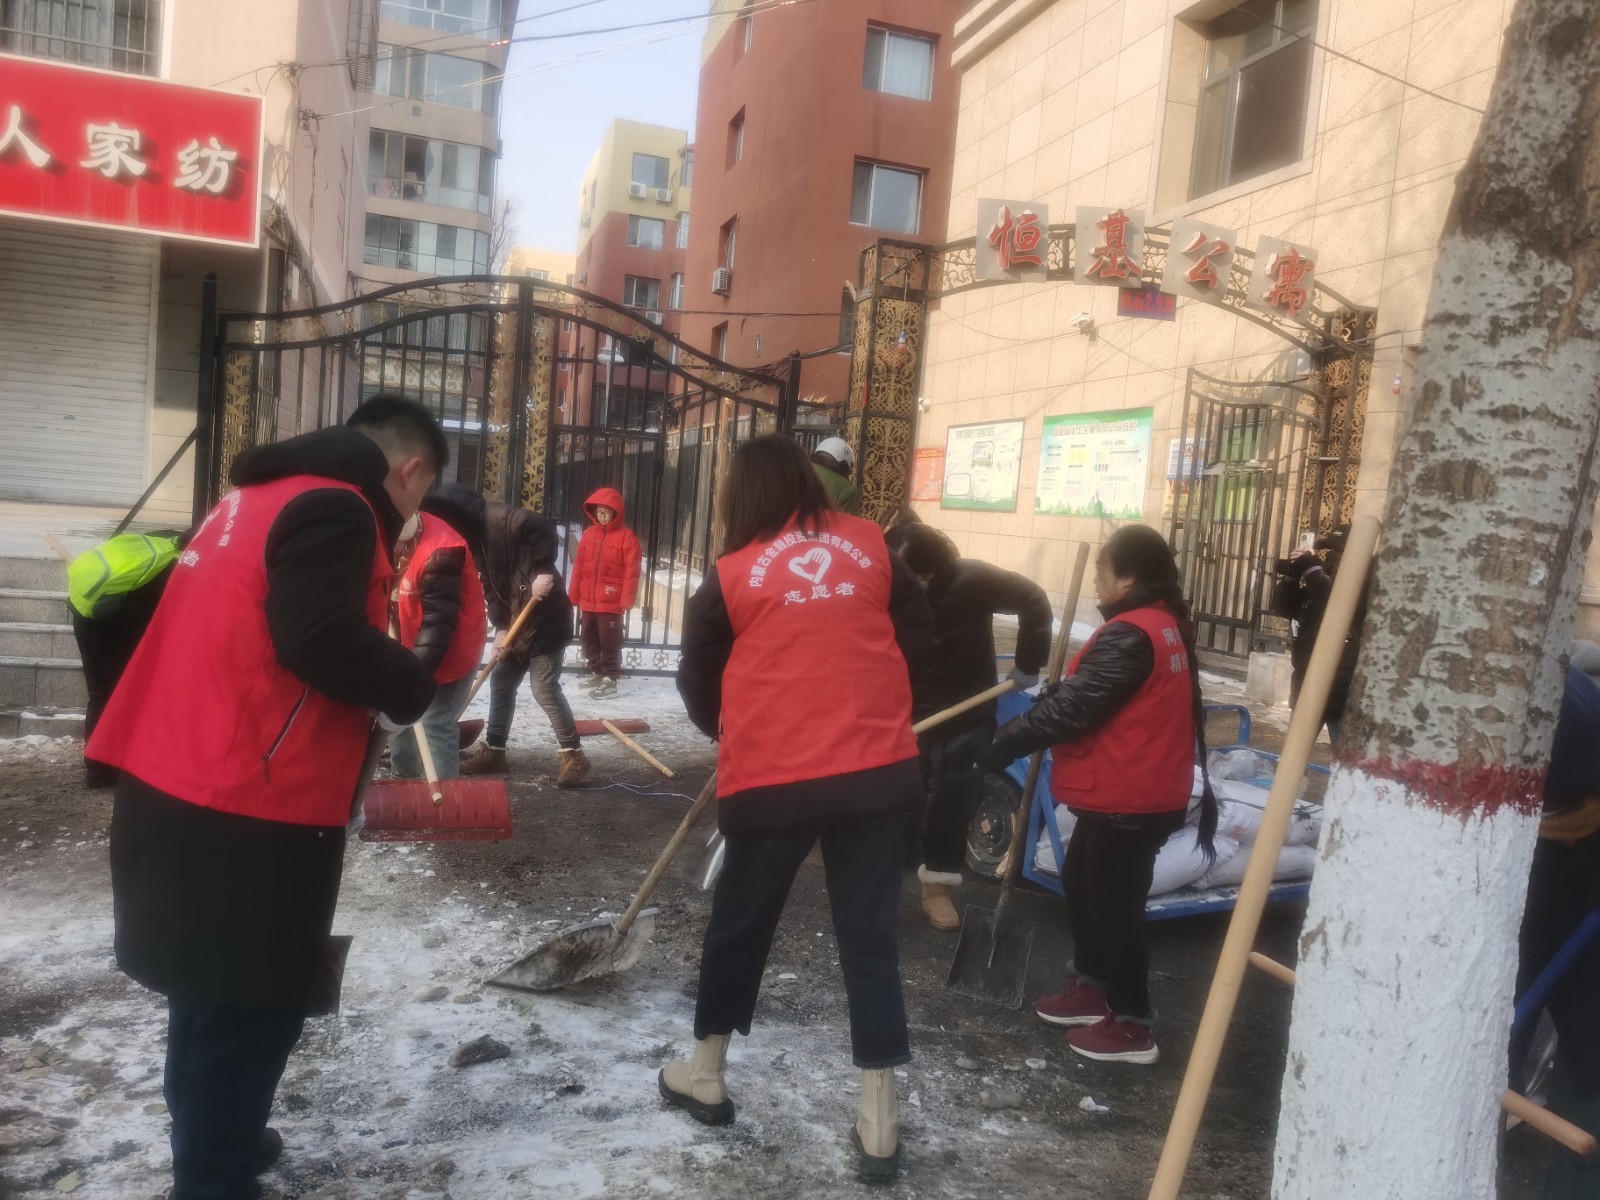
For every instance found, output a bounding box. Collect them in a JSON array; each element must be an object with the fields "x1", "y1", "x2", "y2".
[{"x1": 584, "y1": 487, "x2": 626, "y2": 524}]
